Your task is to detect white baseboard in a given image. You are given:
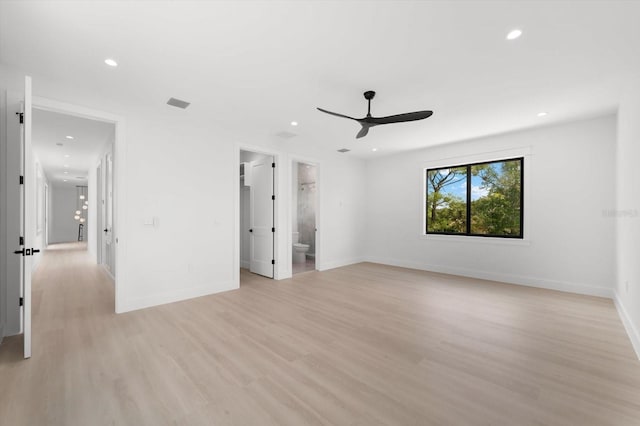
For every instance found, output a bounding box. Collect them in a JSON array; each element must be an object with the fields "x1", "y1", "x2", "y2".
[
  {"x1": 364, "y1": 257, "x2": 614, "y2": 298},
  {"x1": 614, "y1": 291, "x2": 640, "y2": 361},
  {"x1": 117, "y1": 280, "x2": 238, "y2": 313},
  {"x1": 101, "y1": 264, "x2": 115, "y2": 281},
  {"x1": 318, "y1": 257, "x2": 366, "y2": 272}
]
